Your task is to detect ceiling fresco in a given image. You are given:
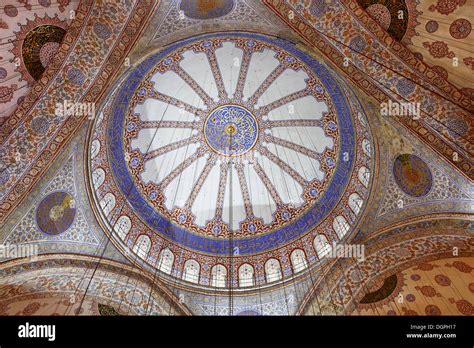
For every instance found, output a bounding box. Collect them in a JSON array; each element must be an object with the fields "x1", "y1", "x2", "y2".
[
  {"x1": 354, "y1": 256, "x2": 474, "y2": 315},
  {"x1": 89, "y1": 31, "x2": 373, "y2": 290},
  {"x1": 0, "y1": 0, "x2": 78, "y2": 126},
  {"x1": 264, "y1": 0, "x2": 473, "y2": 180},
  {"x1": 358, "y1": 0, "x2": 474, "y2": 97},
  {"x1": 0, "y1": 0, "x2": 472, "y2": 321}
]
